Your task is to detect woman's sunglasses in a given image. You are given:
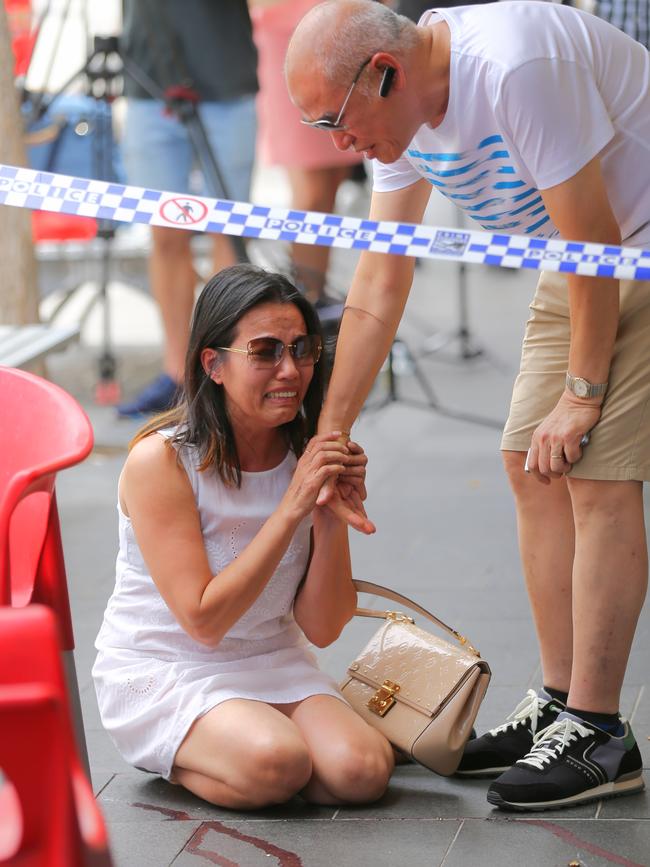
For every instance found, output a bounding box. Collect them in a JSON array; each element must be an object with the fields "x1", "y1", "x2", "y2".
[{"x1": 216, "y1": 335, "x2": 322, "y2": 369}]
